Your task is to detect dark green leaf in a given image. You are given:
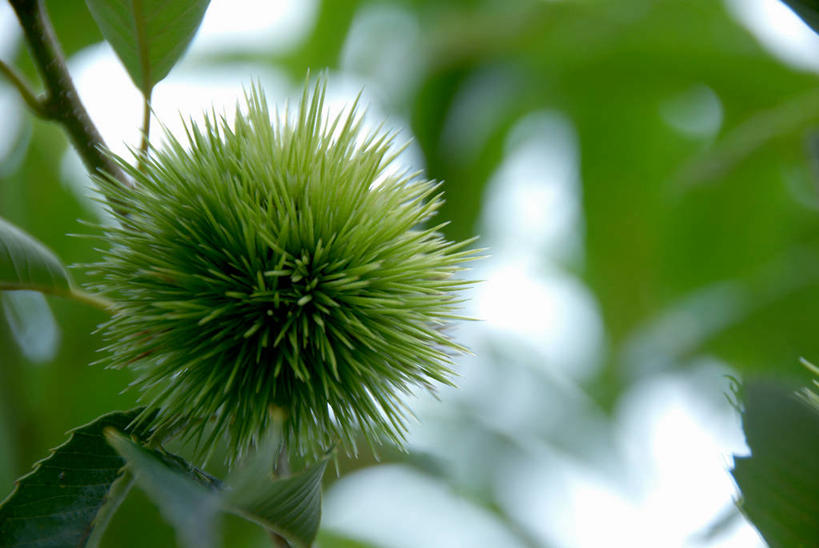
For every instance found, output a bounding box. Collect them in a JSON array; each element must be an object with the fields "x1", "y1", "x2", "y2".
[
  {"x1": 731, "y1": 382, "x2": 819, "y2": 547},
  {"x1": 0, "y1": 216, "x2": 71, "y2": 294},
  {"x1": 104, "y1": 432, "x2": 221, "y2": 548},
  {"x1": 224, "y1": 455, "x2": 329, "y2": 548},
  {"x1": 0, "y1": 409, "x2": 145, "y2": 548},
  {"x1": 780, "y1": 1, "x2": 819, "y2": 37},
  {"x1": 84, "y1": 0, "x2": 210, "y2": 96},
  {"x1": 107, "y1": 434, "x2": 328, "y2": 548}
]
